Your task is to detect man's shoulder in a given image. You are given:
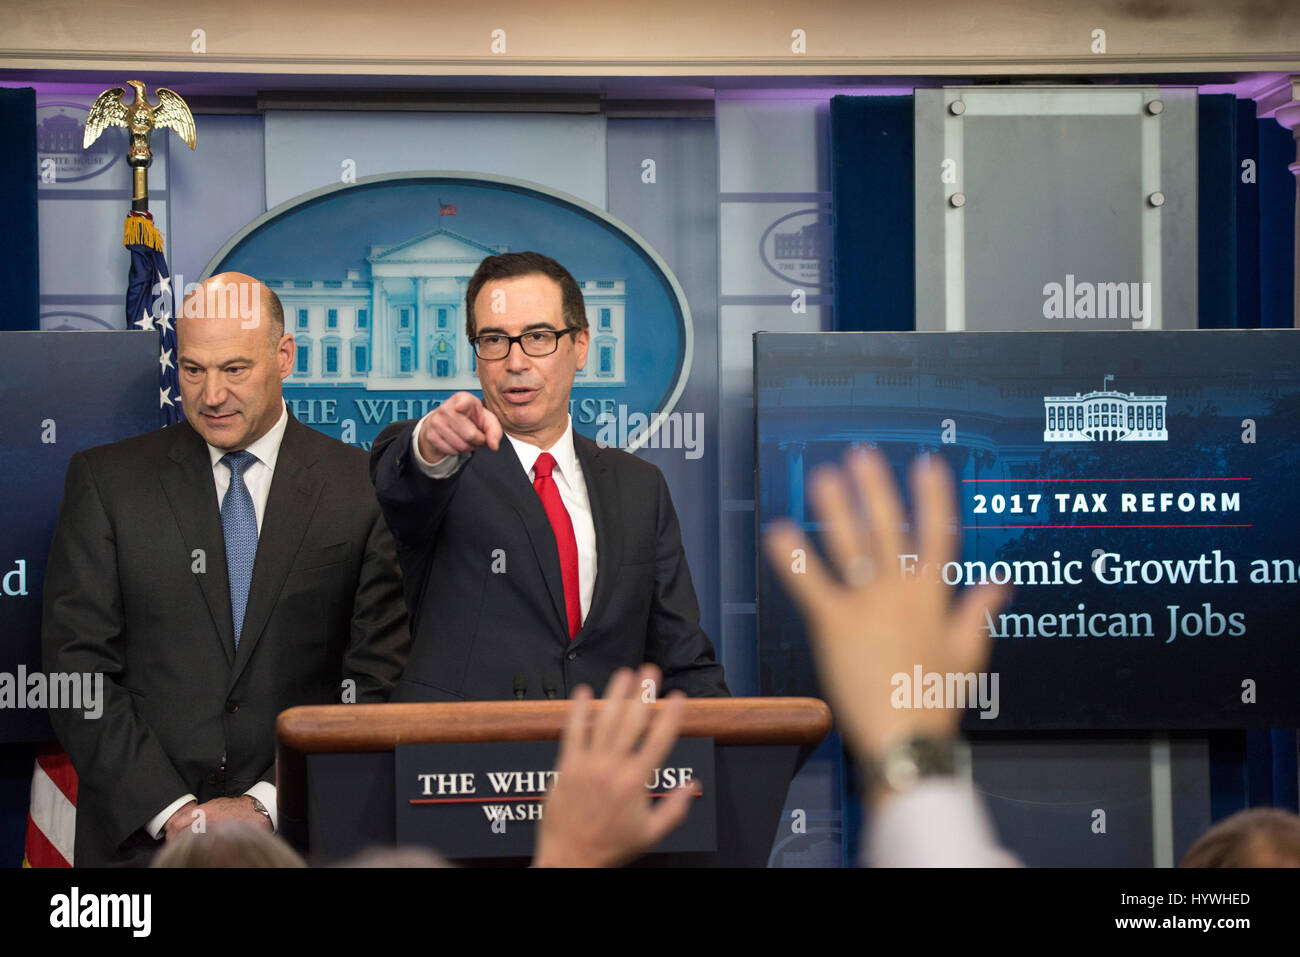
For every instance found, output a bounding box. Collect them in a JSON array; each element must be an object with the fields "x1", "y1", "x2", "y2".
[
  {"x1": 283, "y1": 418, "x2": 378, "y2": 499},
  {"x1": 287, "y1": 415, "x2": 368, "y2": 466},
  {"x1": 374, "y1": 418, "x2": 418, "y2": 447},
  {"x1": 75, "y1": 420, "x2": 196, "y2": 470},
  {"x1": 369, "y1": 418, "x2": 421, "y2": 476},
  {"x1": 575, "y1": 433, "x2": 664, "y2": 482}
]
